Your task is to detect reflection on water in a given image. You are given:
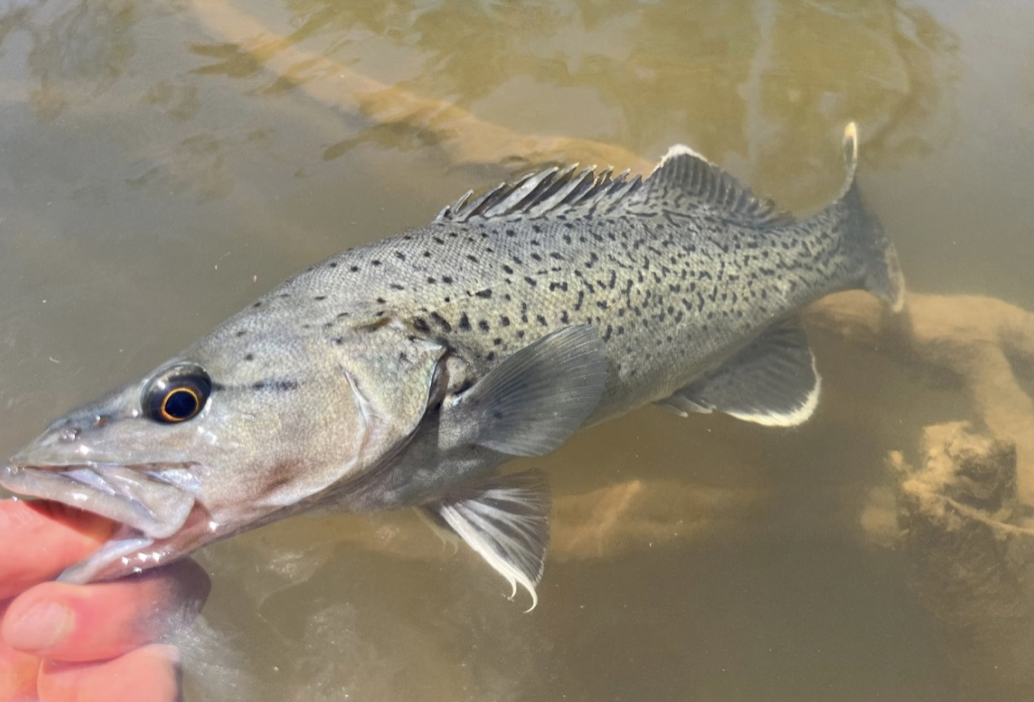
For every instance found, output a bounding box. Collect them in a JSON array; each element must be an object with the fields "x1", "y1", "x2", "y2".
[{"x1": 2, "y1": 0, "x2": 1034, "y2": 700}]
